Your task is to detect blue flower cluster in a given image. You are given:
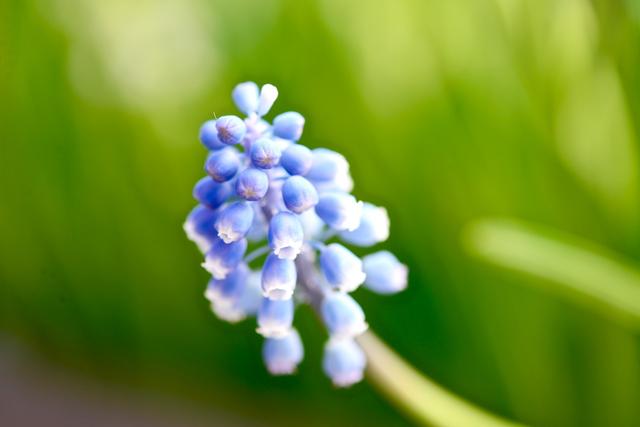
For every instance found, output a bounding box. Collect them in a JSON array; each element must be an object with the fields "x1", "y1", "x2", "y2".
[{"x1": 185, "y1": 82, "x2": 408, "y2": 387}]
